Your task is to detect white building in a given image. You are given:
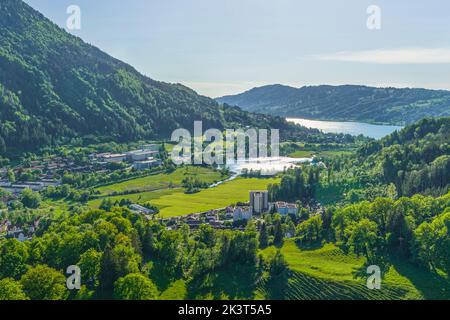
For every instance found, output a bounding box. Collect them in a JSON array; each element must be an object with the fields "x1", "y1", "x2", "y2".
[
  {"x1": 233, "y1": 207, "x2": 252, "y2": 222},
  {"x1": 250, "y1": 191, "x2": 269, "y2": 214},
  {"x1": 273, "y1": 202, "x2": 299, "y2": 216},
  {"x1": 133, "y1": 158, "x2": 162, "y2": 170},
  {"x1": 130, "y1": 204, "x2": 155, "y2": 215},
  {"x1": 0, "y1": 180, "x2": 60, "y2": 194},
  {"x1": 127, "y1": 149, "x2": 159, "y2": 161},
  {"x1": 100, "y1": 153, "x2": 128, "y2": 163}
]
